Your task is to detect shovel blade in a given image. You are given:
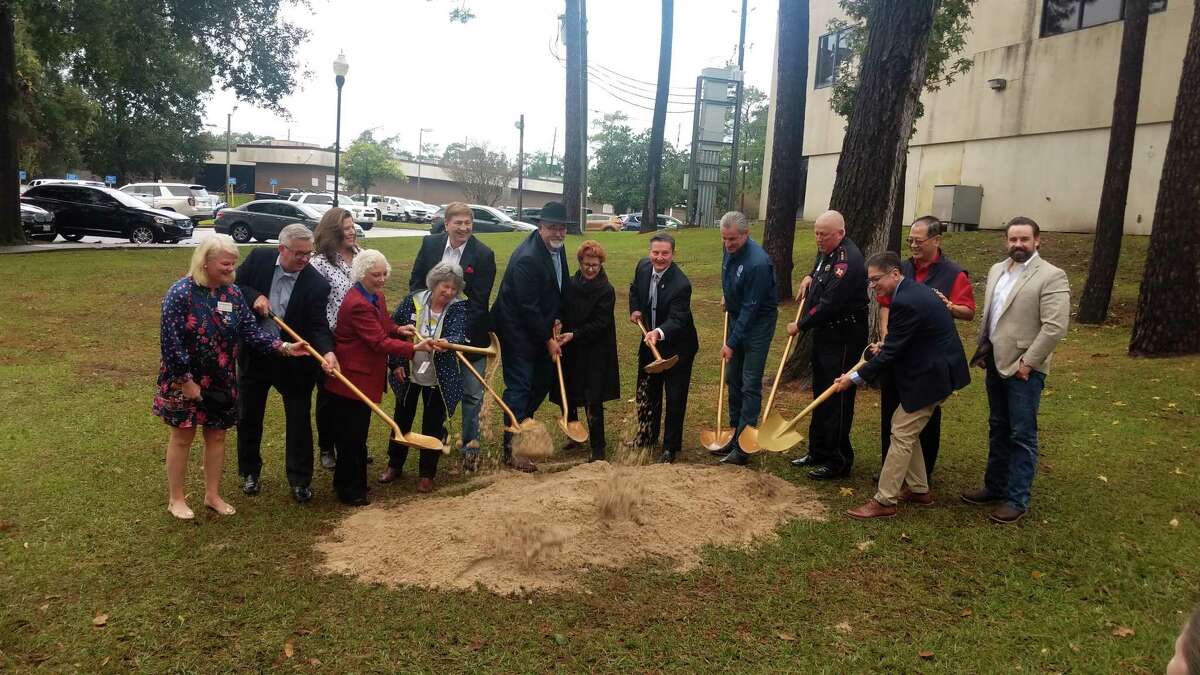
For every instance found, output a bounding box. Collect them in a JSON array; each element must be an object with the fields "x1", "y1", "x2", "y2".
[
  {"x1": 700, "y1": 427, "x2": 733, "y2": 451},
  {"x1": 739, "y1": 425, "x2": 761, "y2": 454},
  {"x1": 558, "y1": 418, "x2": 589, "y2": 443},
  {"x1": 756, "y1": 413, "x2": 806, "y2": 453},
  {"x1": 399, "y1": 431, "x2": 448, "y2": 453},
  {"x1": 643, "y1": 354, "x2": 679, "y2": 374}
]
